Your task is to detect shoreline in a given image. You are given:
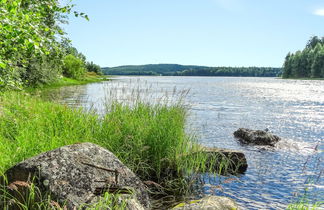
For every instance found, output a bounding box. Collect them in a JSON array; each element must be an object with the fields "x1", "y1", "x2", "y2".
[{"x1": 25, "y1": 73, "x2": 110, "y2": 92}]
